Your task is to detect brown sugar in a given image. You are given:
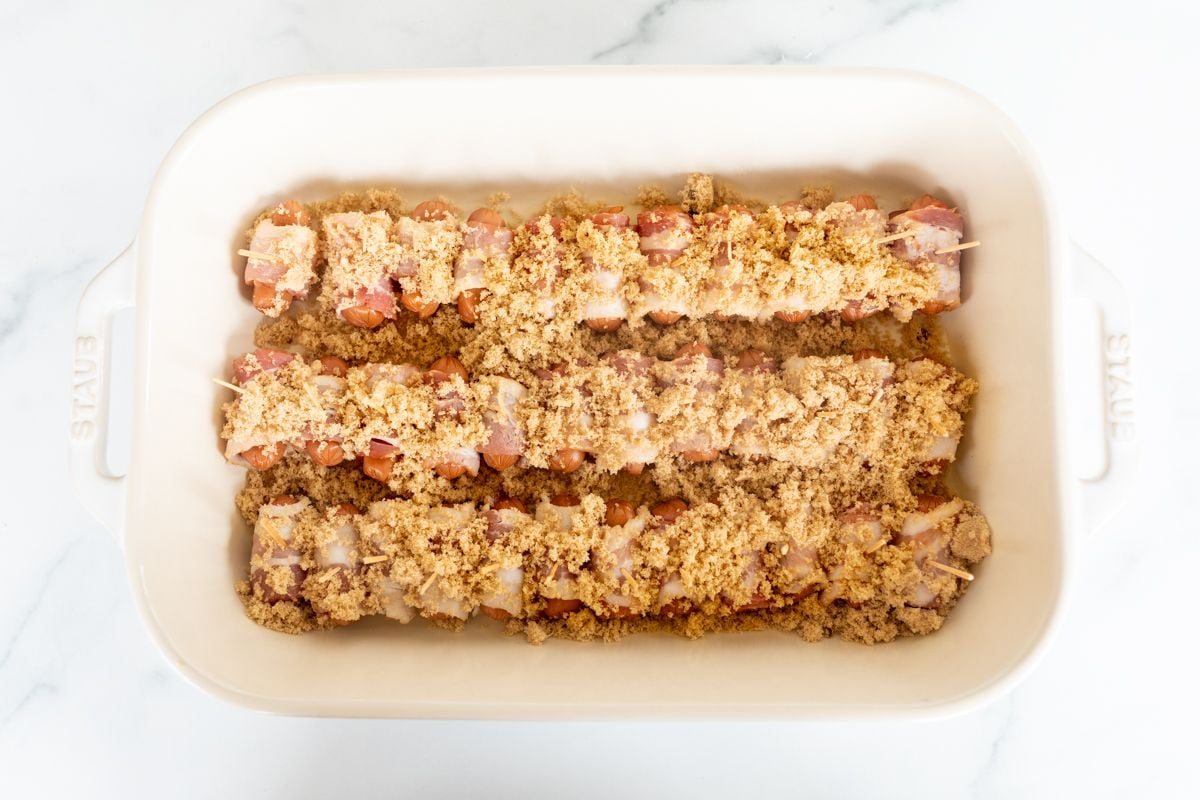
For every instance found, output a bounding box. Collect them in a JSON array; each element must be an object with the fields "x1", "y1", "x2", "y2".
[{"x1": 230, "y1": 175, "x2": 988, "y2": 645}]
